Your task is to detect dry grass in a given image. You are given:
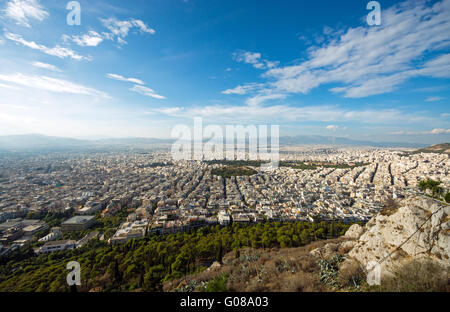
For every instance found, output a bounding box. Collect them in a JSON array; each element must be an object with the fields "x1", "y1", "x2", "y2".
[
  {"x1": 374, "y1": 259, "x2": 450, "y2": 292},
  {"x1": 338, "y1": 242, "x2": 355, "y2": 254},
  {"x1": 164, "y1": 239, "x2": 343, "y2": 292},
  {"x1": 337, "y1": 260, "x2": 365, "y2": 289}
]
